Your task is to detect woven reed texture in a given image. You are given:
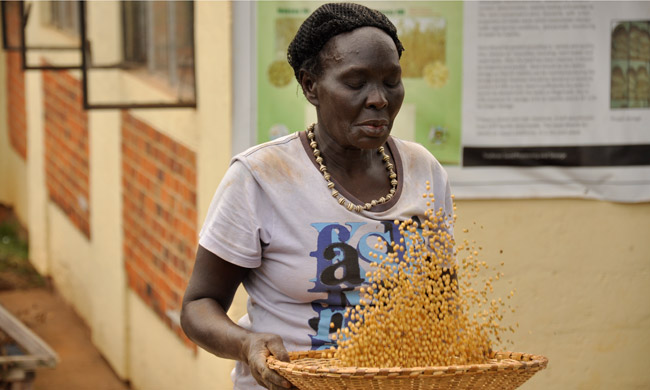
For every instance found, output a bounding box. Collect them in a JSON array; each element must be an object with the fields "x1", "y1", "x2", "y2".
[{"x1": 267, "y1": 350, "x2": 548, "y2": 390}]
